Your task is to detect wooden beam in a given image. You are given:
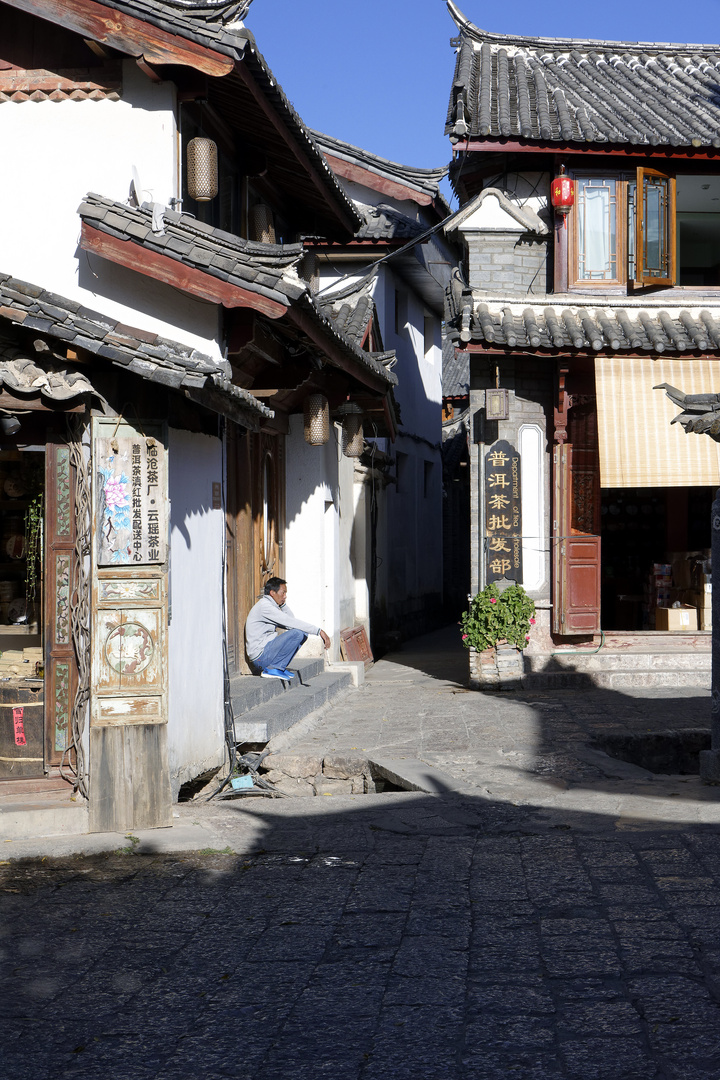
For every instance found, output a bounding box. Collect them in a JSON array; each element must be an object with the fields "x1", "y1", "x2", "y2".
[
  {"x1": 5, "y1": 0, "x2": 234, "y2": 77},
  {"x1": 453, "y1": 138, "x2": 720, "y2": 161},
  {"x1": 0, "y1": 390, "x2": 86, "y2": 412},
  {"x1": 285, "y1": 306, "x2": 390, "y2": 394},
  {"x1": 80, "y1": 223, "x2": 289, "y2": 319},
  {"x1": 323, "y1": 153, "x2": 433, "y2": 206},
  {"x1": 0, "y1": 64, "x2": 122, "y2": 93}
]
